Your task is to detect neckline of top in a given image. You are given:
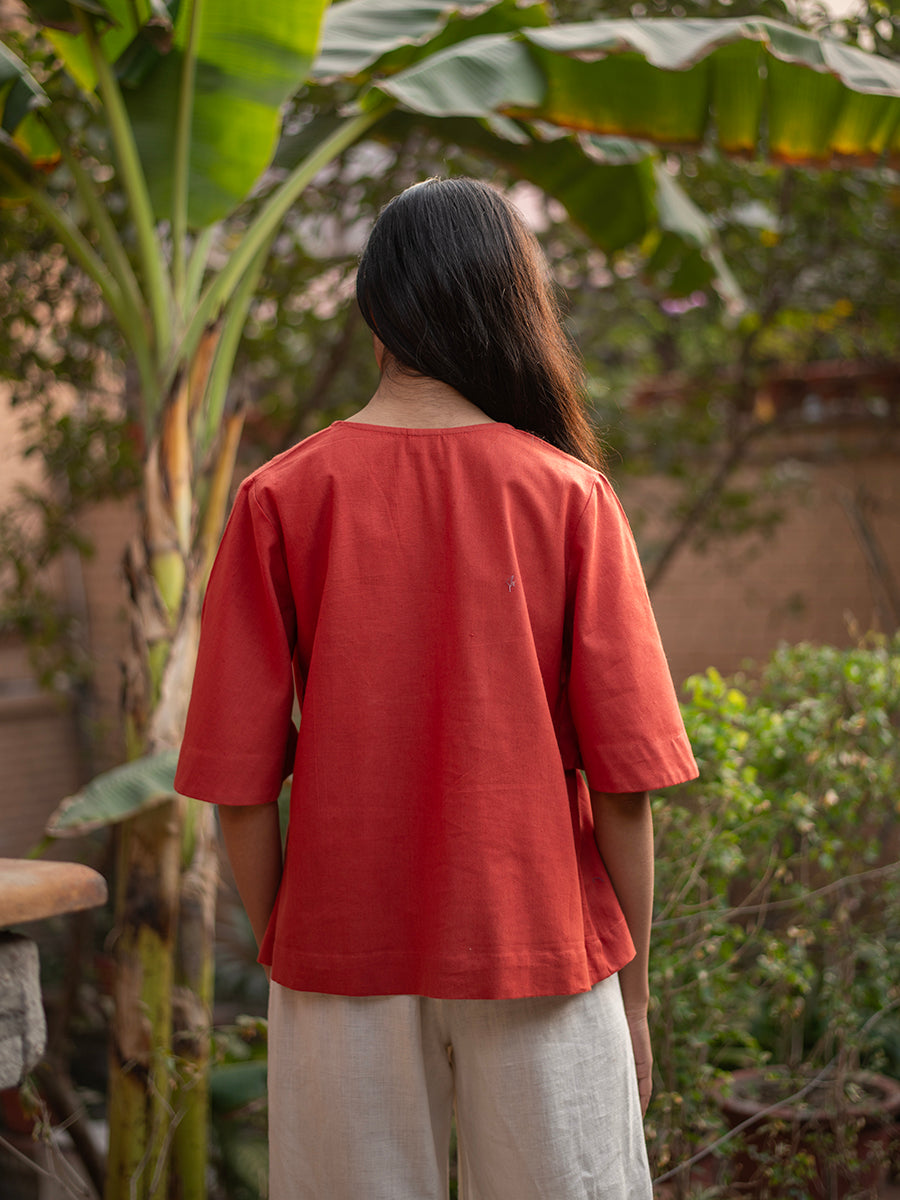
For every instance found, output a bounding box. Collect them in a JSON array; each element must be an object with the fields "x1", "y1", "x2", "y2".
[{"x1": 332, "y1": 420, "x2": 513, "y2": 436}]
